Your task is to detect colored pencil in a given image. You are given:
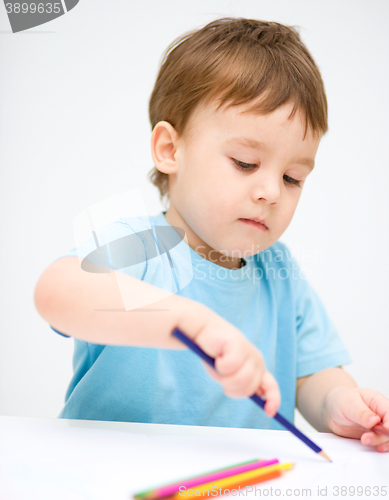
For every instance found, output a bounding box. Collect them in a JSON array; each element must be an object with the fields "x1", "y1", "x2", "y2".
[
  {"x1": 172, "y1": 327, "x2": 332, "y2": 462},
  {"x1": 169, "y1": 463, "x2": 294, "y2": 499},
  {"x1": 137, "y1": 458, "x2": 279, "y2": 499},
  {"x1": 134, "y1": 458, "x2": 260, "y2": 498}
]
